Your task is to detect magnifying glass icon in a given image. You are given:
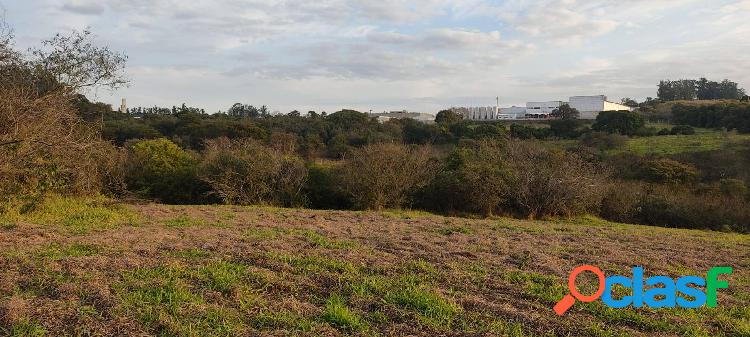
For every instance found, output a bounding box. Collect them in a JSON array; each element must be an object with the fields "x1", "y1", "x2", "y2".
[{"x1": 553, "y1": 265, "x2": 606, "y2": 315}]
